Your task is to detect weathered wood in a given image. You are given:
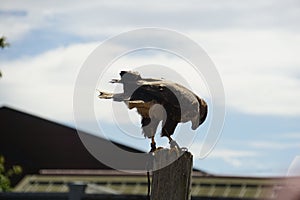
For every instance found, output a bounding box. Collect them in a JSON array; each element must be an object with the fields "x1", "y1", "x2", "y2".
[
  {"x1": 68, "y1": 182, "x2": 86, "y2": 200},
  {"x1": 151, "y1": 149, "x2": 193, "y2": 200}
]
